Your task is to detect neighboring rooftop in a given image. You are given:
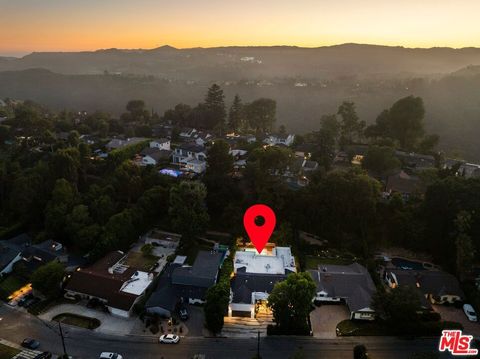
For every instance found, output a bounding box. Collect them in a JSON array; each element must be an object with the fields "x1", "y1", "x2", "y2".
[
  {"x1": 172, "y1": 250, "x2": 224, "y2": 288},
  {"x1": 231, "y1": 272, "x2": 287, "y2": 304},
  {"x1": 66, "y1": 251, "x2": 152, "y2": 311},
  {"x1": 309, "y1": 263, "x2": 376, "y2": 312},
  {"x1": 389, "y1": 269, "x2": 465, "y2": 300}
]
